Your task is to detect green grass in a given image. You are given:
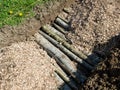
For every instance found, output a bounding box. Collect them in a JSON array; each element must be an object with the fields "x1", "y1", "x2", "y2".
[{"x1": 0, "y1": 0, "x2": 50, "y2": 27}]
